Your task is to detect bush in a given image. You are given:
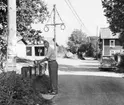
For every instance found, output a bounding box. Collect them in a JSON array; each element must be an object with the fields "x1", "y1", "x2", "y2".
[
  {"x1": 0, "y1": 71, "x2": 52, "y2": 105},
  {"x1": 116, "y1": 54, "x2": 124, "y2": 73},
  {"x1": 113, "y1": 53, "x2": 119, "y2": 62}
]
